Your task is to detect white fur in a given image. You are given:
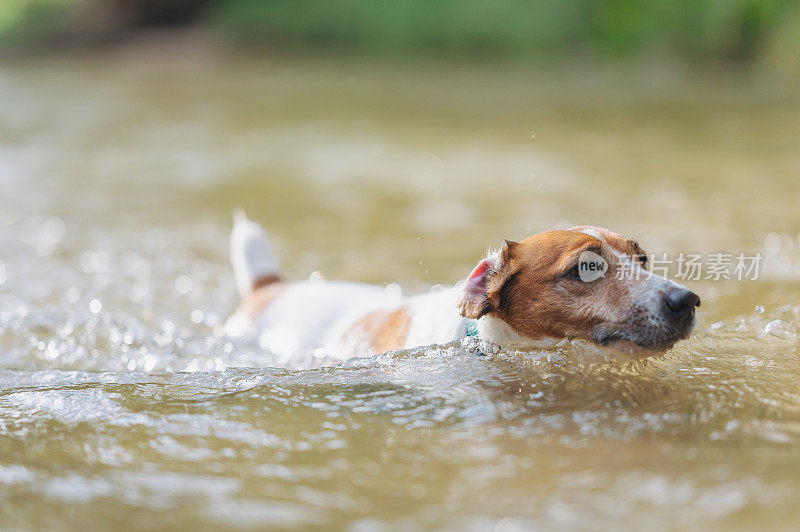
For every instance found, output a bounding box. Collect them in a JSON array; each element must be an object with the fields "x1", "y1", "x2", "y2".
[
  {"x1": 477, "y1": 316, "x2": 559, "y2": 349},
  {"x1": 225, "y1": 214, "x2": 490, "y2": 361},
  {"x1": 226, "y1": 279, "x2": 468, "y2": 362},
  {"x1": 230, "y1": 210, "x2": 281, "y2": 296}
]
